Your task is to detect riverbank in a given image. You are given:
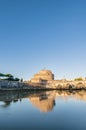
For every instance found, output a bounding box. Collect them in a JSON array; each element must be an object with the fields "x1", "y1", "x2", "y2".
[{"x1": 1, "y1": 79, "x2": 86, "y2": 91}]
